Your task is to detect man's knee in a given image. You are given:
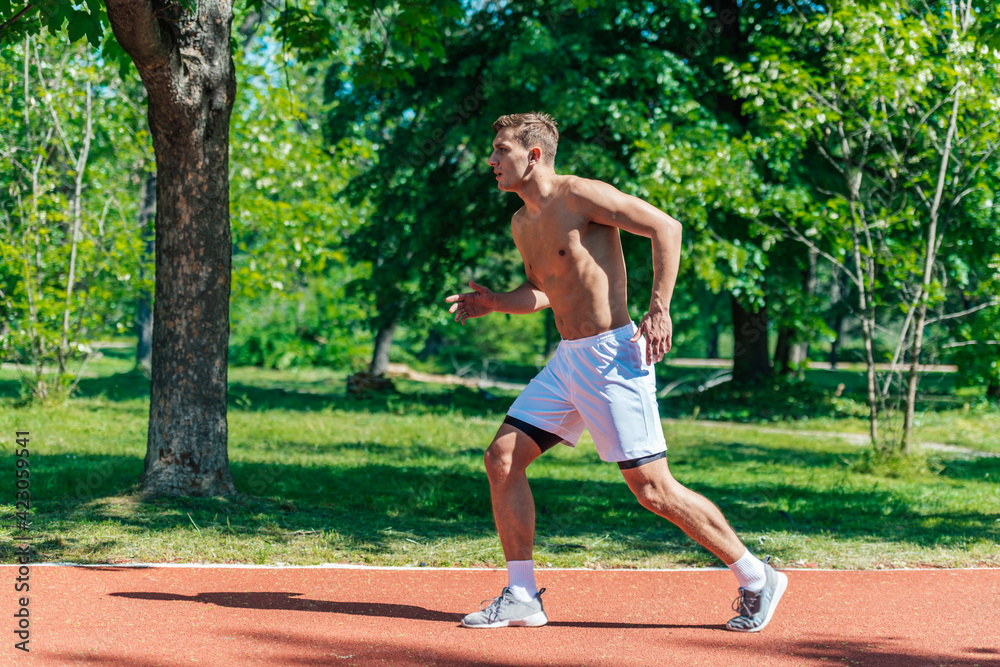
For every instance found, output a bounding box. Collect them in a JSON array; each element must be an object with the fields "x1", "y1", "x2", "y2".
[
  {"x1": 623, "y1": 462, "x2": 684, "y2": 516},
  {"x1": 484, "y1": 440, "x2": 509, "y2": 475},
  {"x1": 632, "y1": 481, "x2": 682, "y2": 515},
  {"x1": 484, "y1": 428, "x2": 536, "y2": 480}
]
